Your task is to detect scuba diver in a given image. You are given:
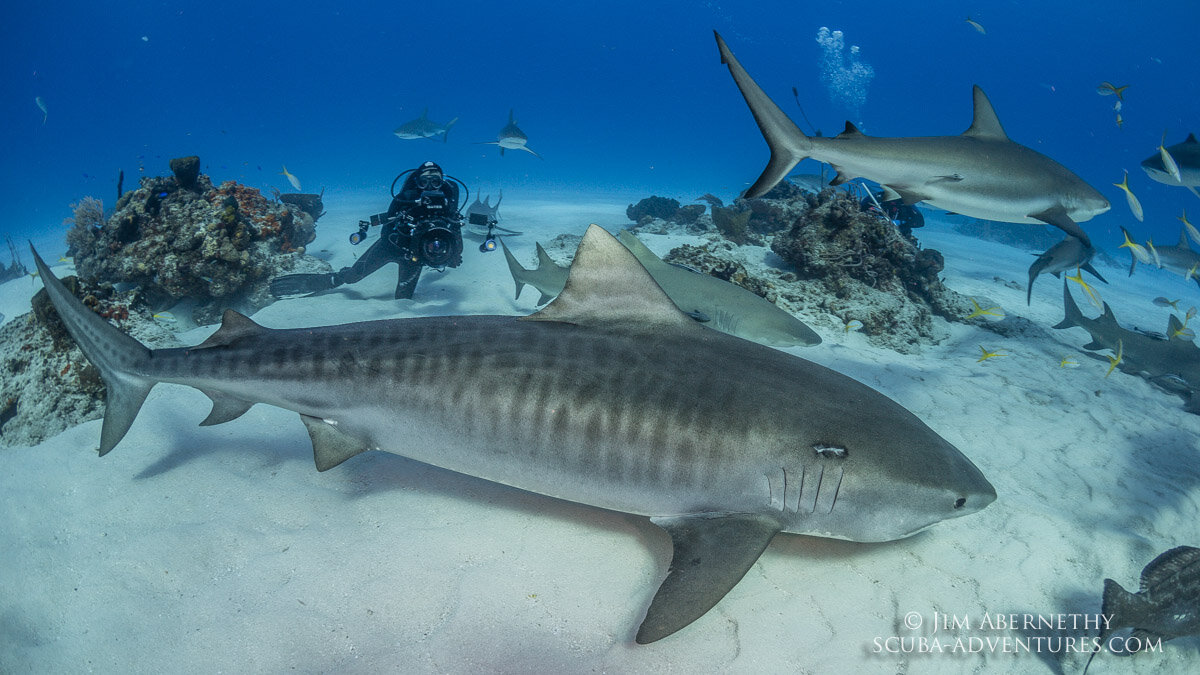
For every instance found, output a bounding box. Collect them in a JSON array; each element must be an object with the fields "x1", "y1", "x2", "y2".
[
  {"x1": 860, "y1": 190, "x2": 925, "y2": 240},
  {"x1": 269, "y1": 161, "x2": 474, "y2": 300}
]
